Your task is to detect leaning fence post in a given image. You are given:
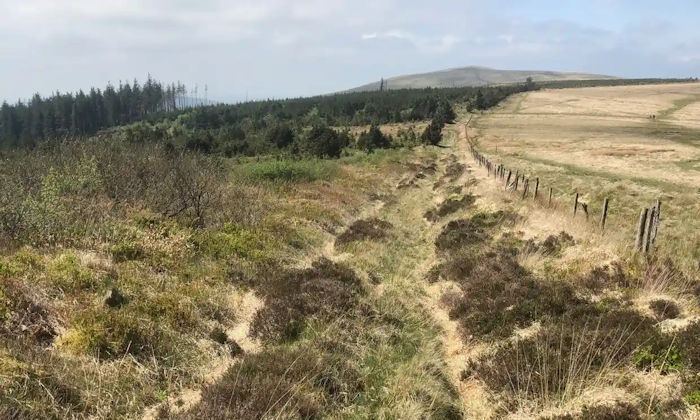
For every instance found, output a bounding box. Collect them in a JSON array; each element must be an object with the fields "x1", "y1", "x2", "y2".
[
  {"x1": 644, "y1": 206, "x2": 656, "y2": 253},
  {"x1": 636, "y1": 208, "x2": 648, "y2": 251},
  {"x1": 573, "y1": 193, "x2": 579, "y2": 216},
  {"x1": 534, "y1": 178, "x2": 539, "y2": 199},
  {"x1": 514, "y1": 173, "x2": 519, "y2": 191},
  {"x1": 600, "y1": 198, "x2": 609, "y2": 231},
  {"x1": 522, "y1": 179, "x2": 529, "y2": 199},
  {"x1": 651, "y1": 199, "x2": 661, "y2": 244},
  {"x1": 505, "y1": 170, "x2": 512, "y2": 189}
]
